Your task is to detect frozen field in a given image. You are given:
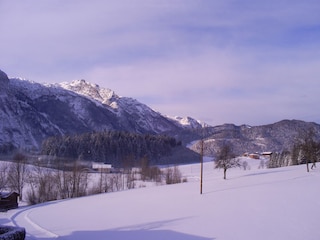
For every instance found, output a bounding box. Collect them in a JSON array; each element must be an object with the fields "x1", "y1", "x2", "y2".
[{"x1": 1, "y1": 158, "x2": 320, "y2": 240}]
